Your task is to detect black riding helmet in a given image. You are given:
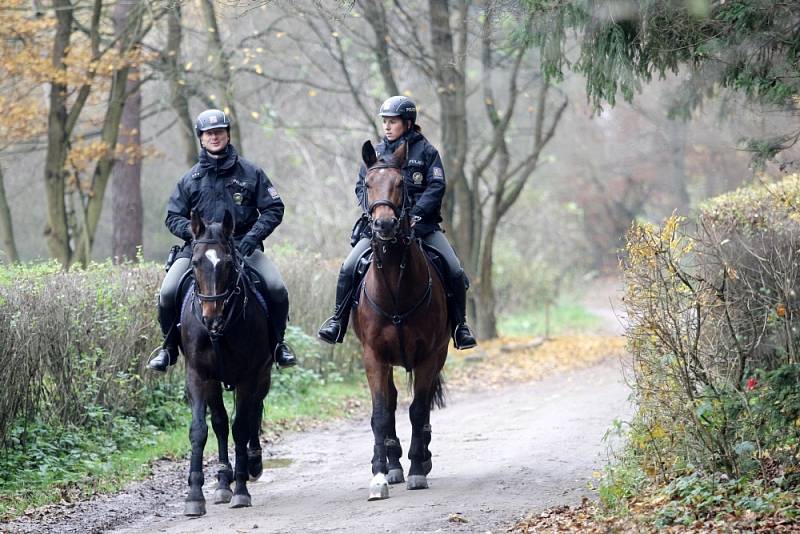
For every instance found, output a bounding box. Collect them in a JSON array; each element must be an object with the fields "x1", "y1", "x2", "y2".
[
  {"x1": 379, "y1": 96, "x2": 416, "y2": 123},
  {"x1": 195, "y1": 109, "x2": 231, "y2": 137}
]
